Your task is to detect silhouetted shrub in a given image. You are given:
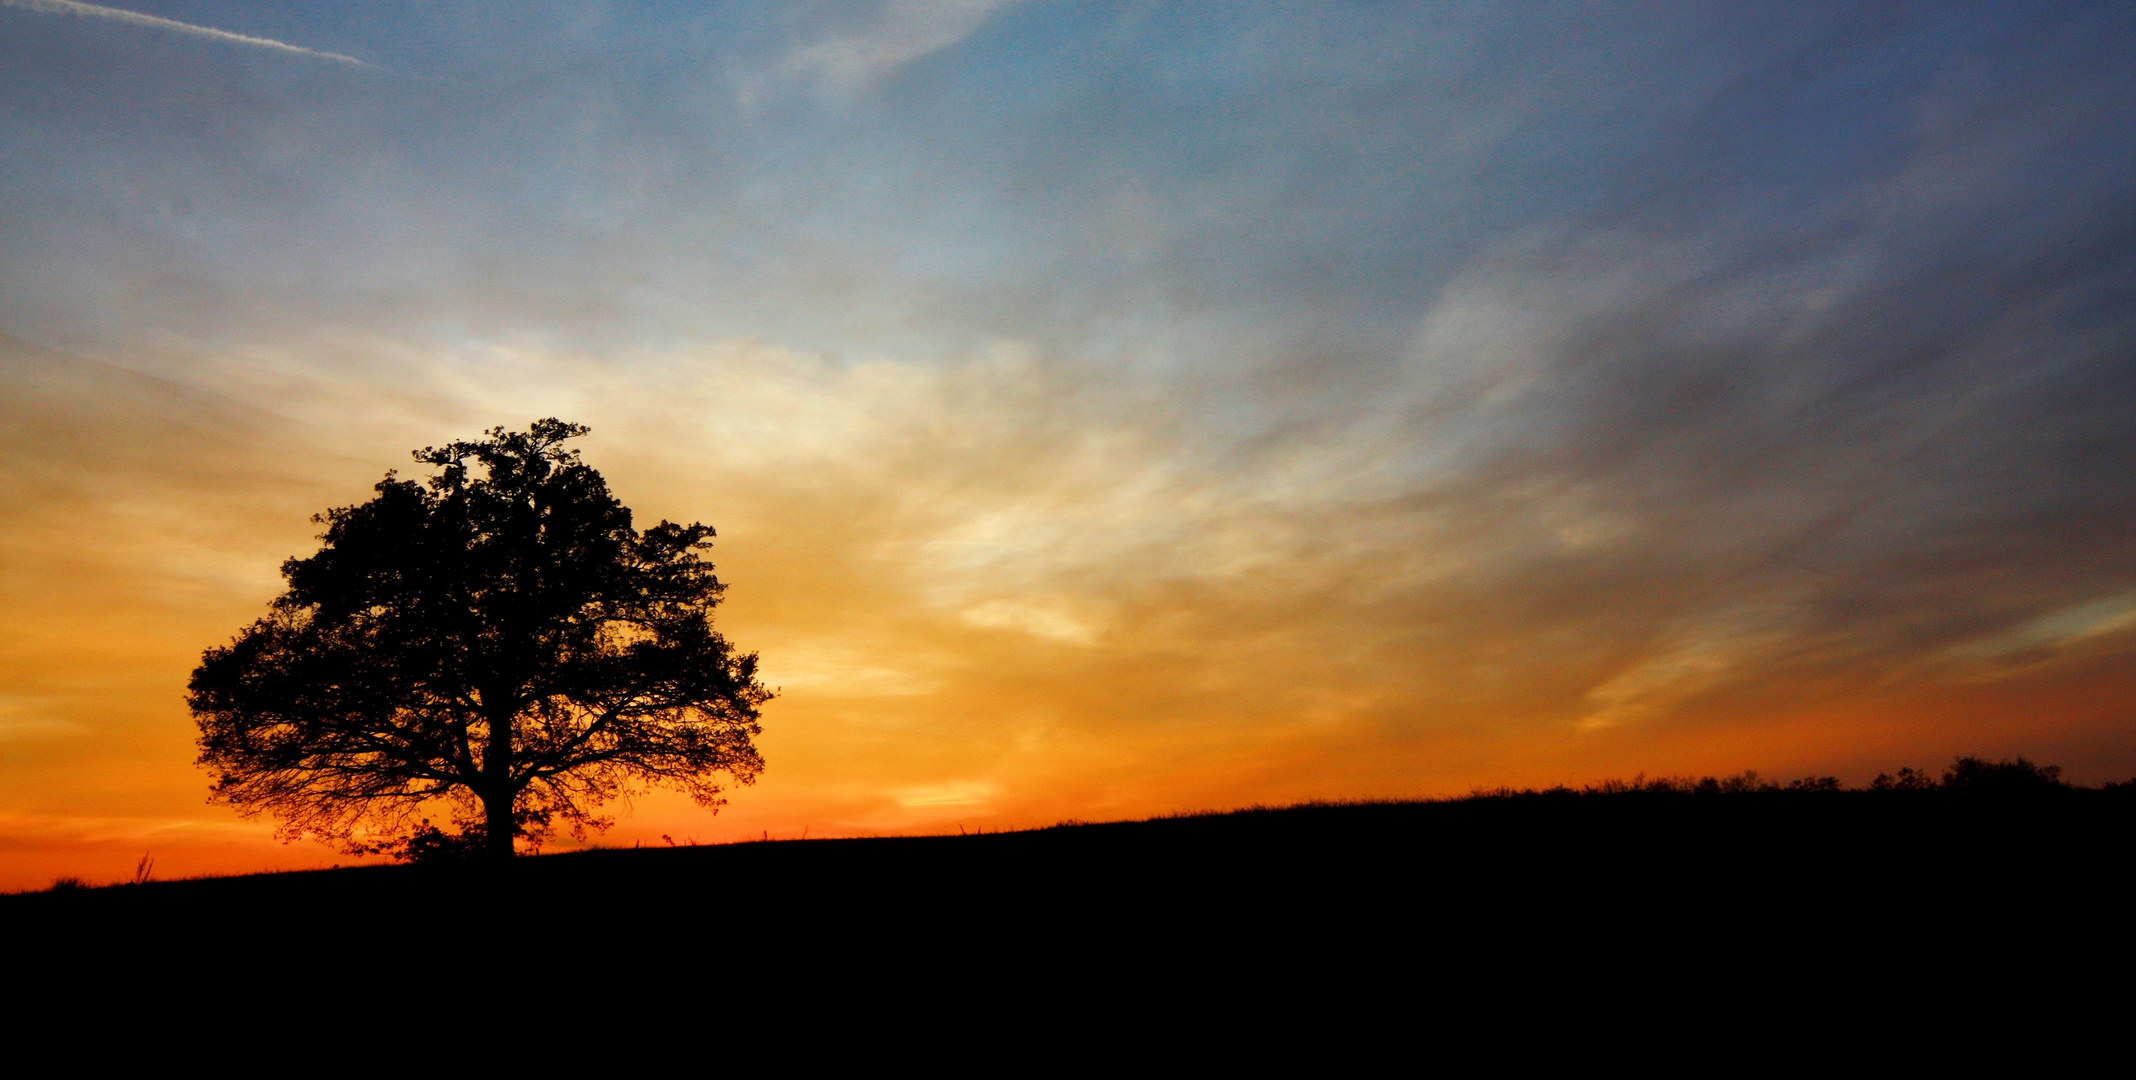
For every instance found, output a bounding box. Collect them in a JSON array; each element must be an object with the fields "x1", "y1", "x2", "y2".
[
  {"x1": 1688, "y1": 771, "x2": 1775, "y2": 795},
  {"x1": 1786, "y1": 776, "x2": 1843, "y2": 792},
  {"x1": 1942, "y1": 756, "x2": 2064, "y2": 794},
  {"x1": 1869, "y1": 767, "x2": 1937, "y2": 791},
  {"x1": 397, "y1": 822, "x2": 488, "y2": 864}
]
